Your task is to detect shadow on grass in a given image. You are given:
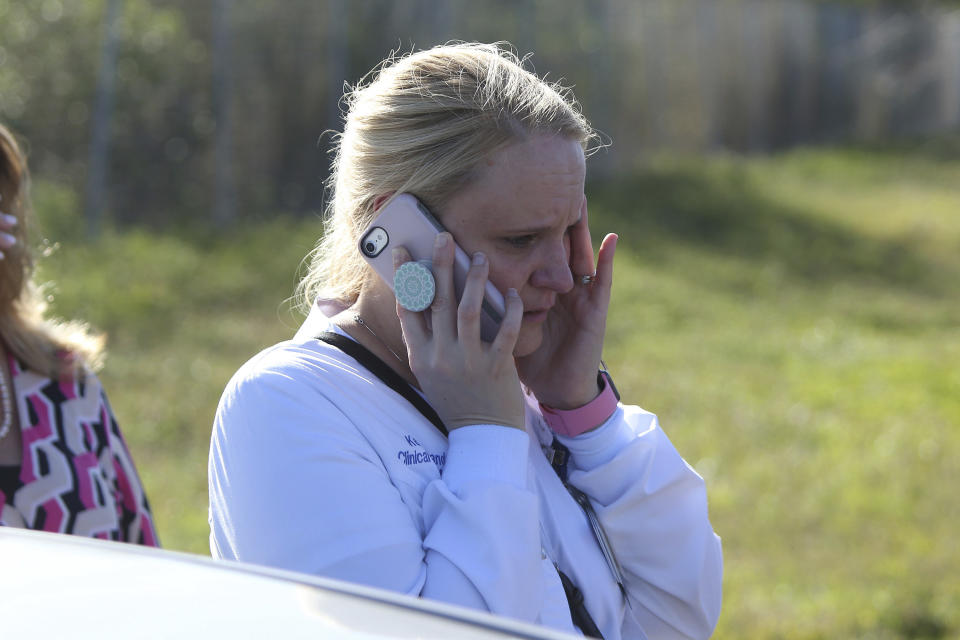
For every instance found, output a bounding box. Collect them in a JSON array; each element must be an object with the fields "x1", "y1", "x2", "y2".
[
  {"x1": 856, "y1": 134, "x2": 960, "y2": 164},
  {"x1": 881, "y1": 592, "x2": 953, "y2": 640},
  {"x1": 588, "y1": 159, "x2": 954, "y2": 297}
]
